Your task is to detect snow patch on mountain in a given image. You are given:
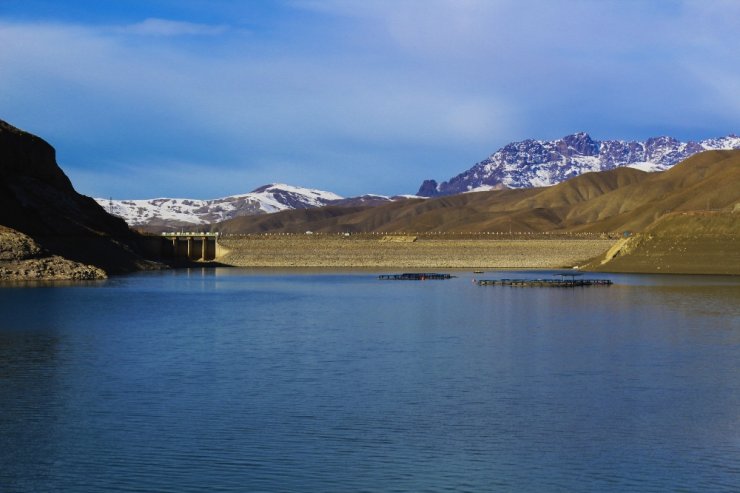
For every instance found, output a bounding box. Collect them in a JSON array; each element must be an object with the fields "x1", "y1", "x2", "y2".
[
  {"x1": 701, "y1": 135, "x2": 740, "y2": 149},
  {"x1": 625, "y1": 161, "x2": 666, "y2": 173}
]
